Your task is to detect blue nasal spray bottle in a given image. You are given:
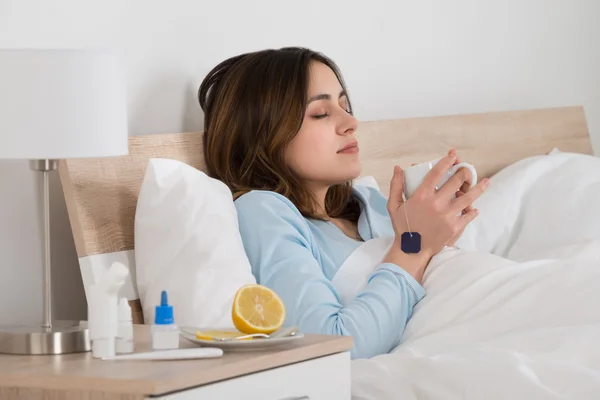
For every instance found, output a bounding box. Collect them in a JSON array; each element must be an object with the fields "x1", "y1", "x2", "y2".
[{"x1": 151, "y1": 290, "x2": 180, "y2": 350}]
